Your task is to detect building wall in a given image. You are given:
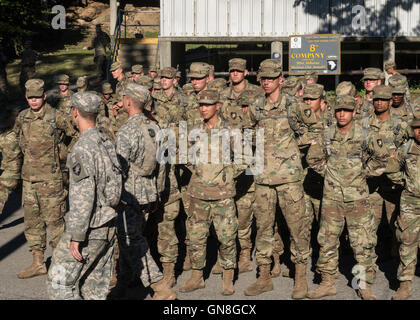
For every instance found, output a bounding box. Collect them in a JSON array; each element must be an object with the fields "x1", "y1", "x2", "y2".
[{"x1": 160, "y1": 0, "x2": 420, "y2": 39}]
